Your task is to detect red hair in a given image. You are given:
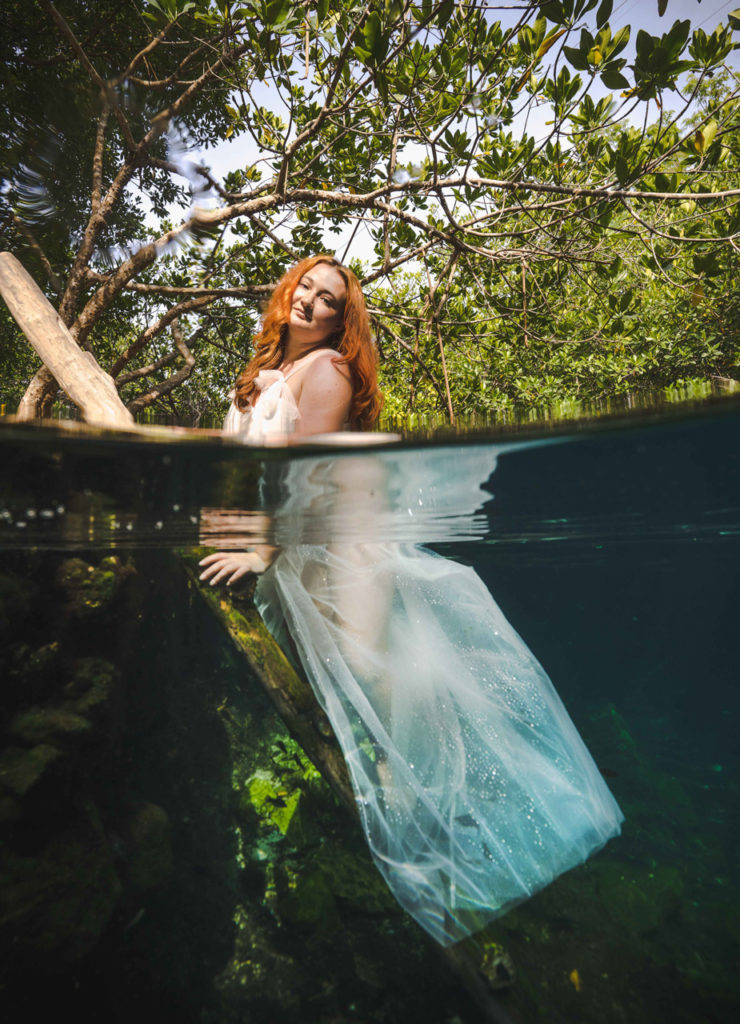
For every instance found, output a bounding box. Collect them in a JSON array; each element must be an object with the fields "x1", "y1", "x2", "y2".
[{"x1": 234, "y1": 255, "x2": 383, "y2": 428}]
